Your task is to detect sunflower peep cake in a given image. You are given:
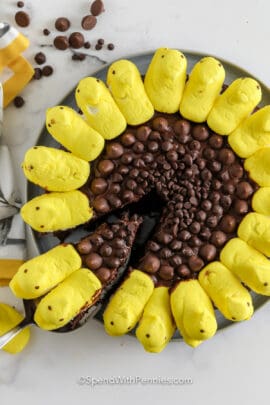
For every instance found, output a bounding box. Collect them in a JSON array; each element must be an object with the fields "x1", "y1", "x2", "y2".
[{"x1": 9, "y1": 47, "x2": 270, "y2": 353}]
